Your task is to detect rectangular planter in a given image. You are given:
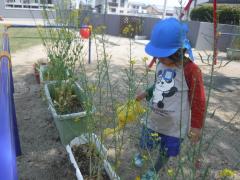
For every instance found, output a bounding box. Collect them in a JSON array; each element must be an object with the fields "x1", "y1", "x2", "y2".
[
  {"x1": 44, "y1": 81, "x2": 87, "y2": 120},
  {"x1": 44, "y1": 81, "x2": 90, "y2": 144},
  {"x1": 226, "y1": 48, "x2": 240, "y2": 60},
  {"x1": 66, "y1": 133, "x2": 120, "y2": 180}
]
